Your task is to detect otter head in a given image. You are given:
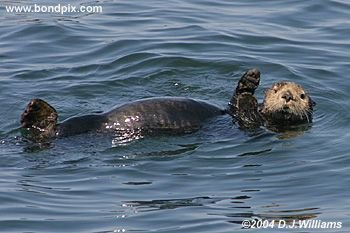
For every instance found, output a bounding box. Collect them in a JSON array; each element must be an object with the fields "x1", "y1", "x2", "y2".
[
  {"x1": 20, "y1": 99, "x2": 58, "y2": 142},
  {"x1": 260, "y1": 82, "x2": 315, "y2": 126}
]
